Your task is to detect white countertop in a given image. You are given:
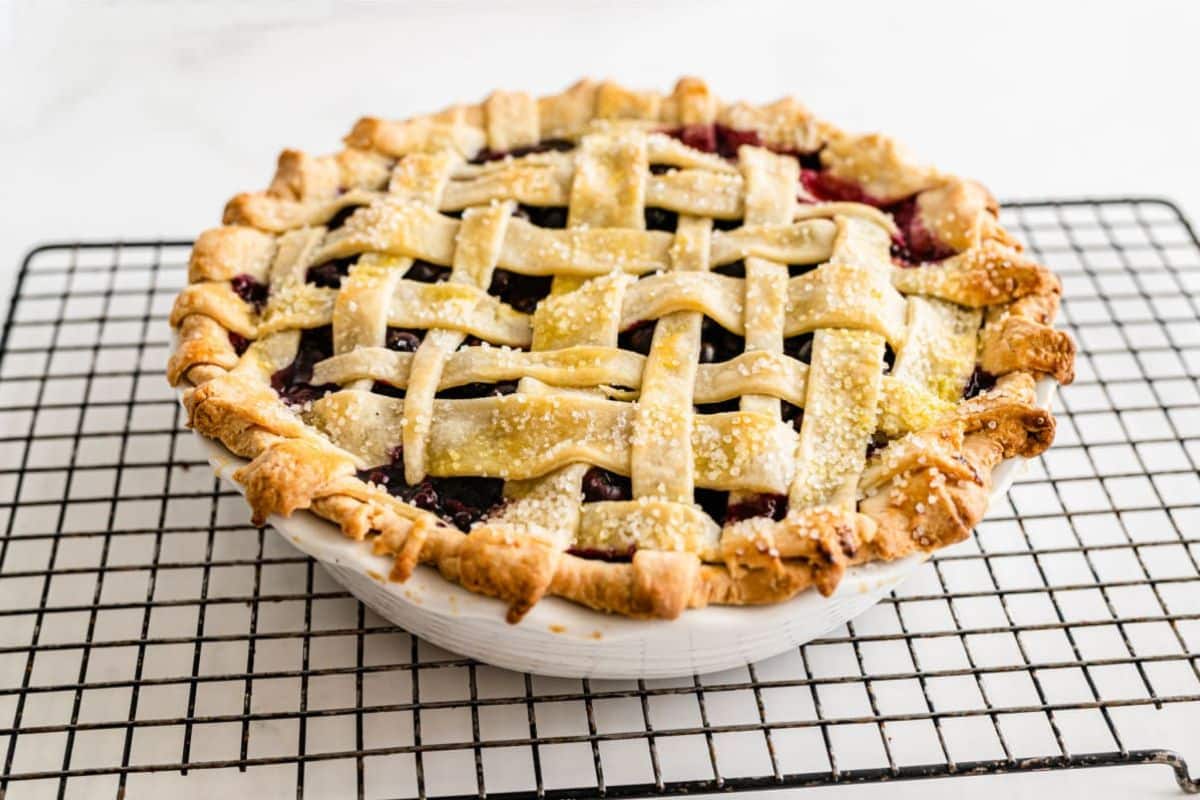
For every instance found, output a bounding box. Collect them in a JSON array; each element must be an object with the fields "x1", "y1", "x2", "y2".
[{"x1": 2, "y1": 2, "x2": 1198, "y2": 798}]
